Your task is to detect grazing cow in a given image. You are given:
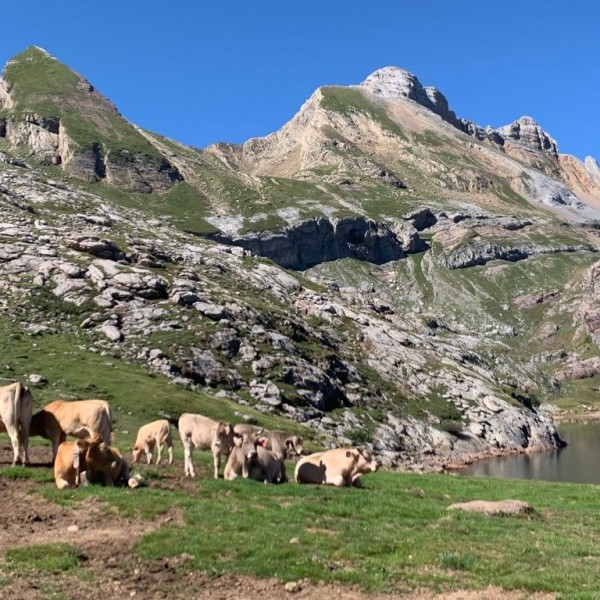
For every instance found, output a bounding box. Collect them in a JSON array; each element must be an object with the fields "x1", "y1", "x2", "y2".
[
  {"x1": 178, "y1": 413, "x2": 235, "y2": 478},
  {"x1": 295, "y1": 447, "x2": 380, "y2": 487},
  {"x1": 54, "y1": 435, "x2": 130, "y2": 489},
  {"x1": 223, "y1": 433, "x2": 258, "y2": 480},
  {"x1": 30, "y1": 399, "x2": 112, "y2": 460},
  {"x1": 249, "y1": 445, "x2": 287, "y2": 484},
  {"x1": 0, "y1": 382, "x2": 33, "y2": 466},
  {"x1": 132, "y1": 419, "x2": 173, "y2": 465},
  {"x1": 258, "y1": 430, "x2": 304, "y2": 462}
]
